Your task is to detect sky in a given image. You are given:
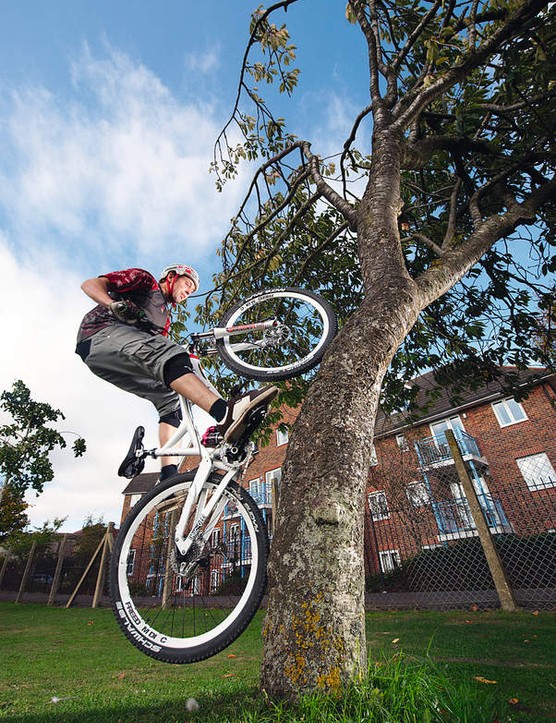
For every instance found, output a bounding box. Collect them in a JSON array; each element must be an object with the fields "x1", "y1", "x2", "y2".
[{"x1": 0, "y1": 0, "x2": 369, "y2": 532}]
